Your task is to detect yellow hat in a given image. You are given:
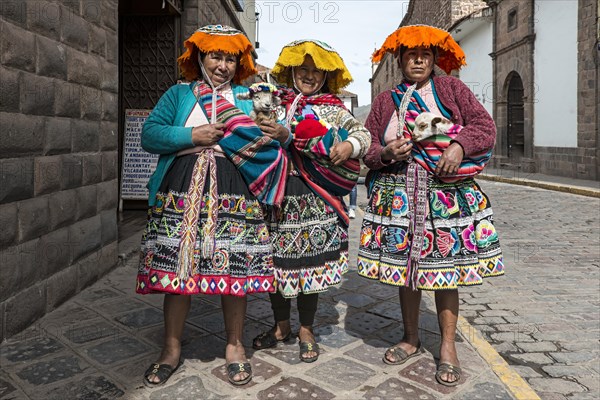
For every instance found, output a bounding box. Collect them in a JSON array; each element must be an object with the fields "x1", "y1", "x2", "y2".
[
  {"x1": 271, "y1": 39, "x2": 352, "y2": 94},
  {"x1": 178, "y1": 24, "x2": 257, "y2": 84},
  {"x1": 372, "y1": 25, "x2": 466, "y2": 74}
]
